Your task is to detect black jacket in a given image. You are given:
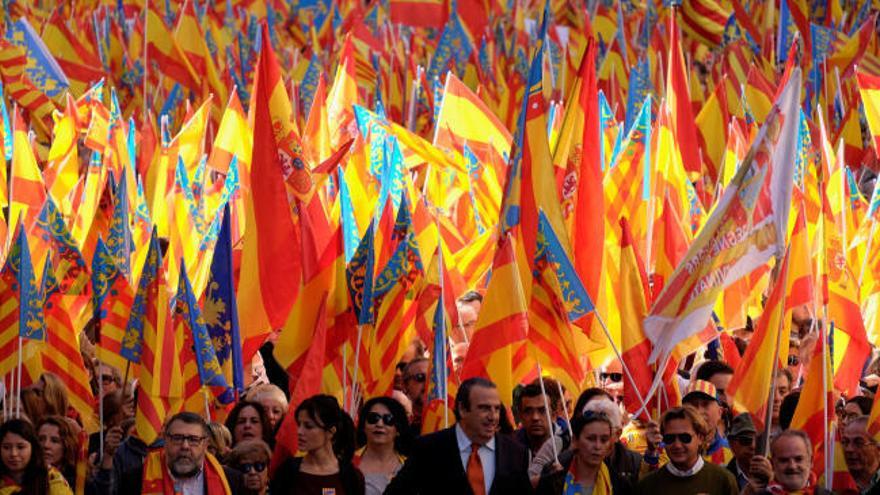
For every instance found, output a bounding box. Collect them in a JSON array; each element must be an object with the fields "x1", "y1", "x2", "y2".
[
  {"x1": 269, "y1": 456, "x2": 365, "y2": 495},
  {"x1": 384, "y1": 426, "x2": 532, "y2": 495}
]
